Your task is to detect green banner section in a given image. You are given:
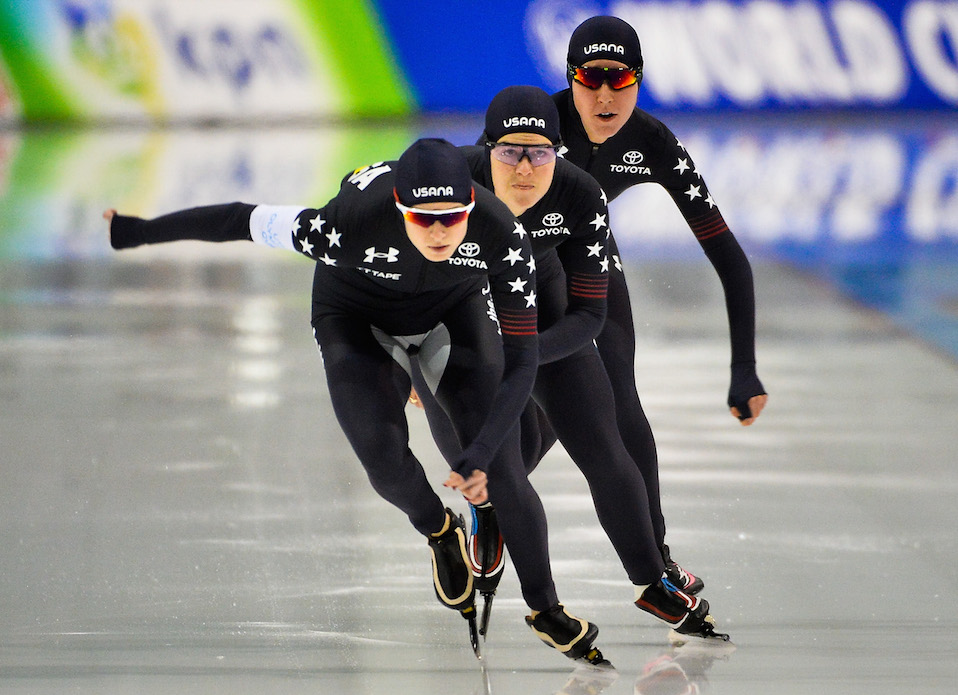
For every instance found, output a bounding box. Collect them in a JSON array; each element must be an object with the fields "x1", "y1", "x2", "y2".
[
  {"x1": 0, "y1": 3, "x2": 75, "y2": 120},
  {"x1": 0, "y1": 0, "x2": 413, "y2": 124},
  {"x1": 292, "y1": 0, "x2": 412, "y2": 117}
]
